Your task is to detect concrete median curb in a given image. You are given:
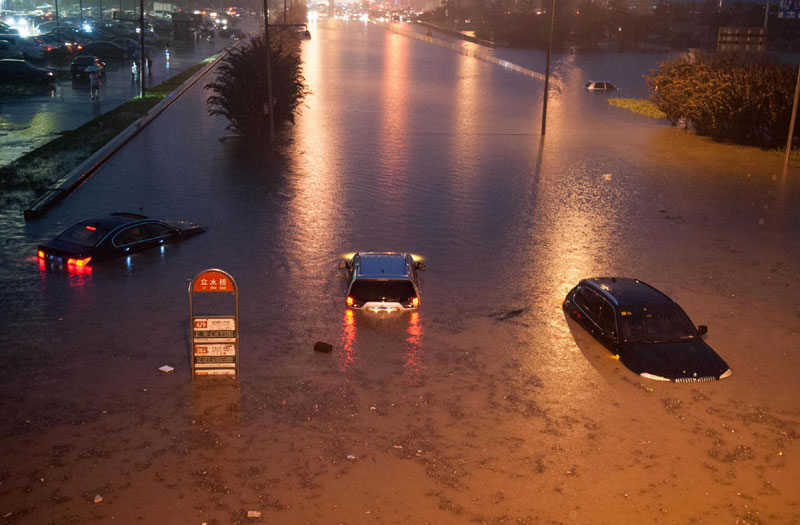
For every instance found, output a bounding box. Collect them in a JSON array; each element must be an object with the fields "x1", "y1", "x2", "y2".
[{"x1": 23, "y1": 41, "x2": 243, "y2": 220}]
